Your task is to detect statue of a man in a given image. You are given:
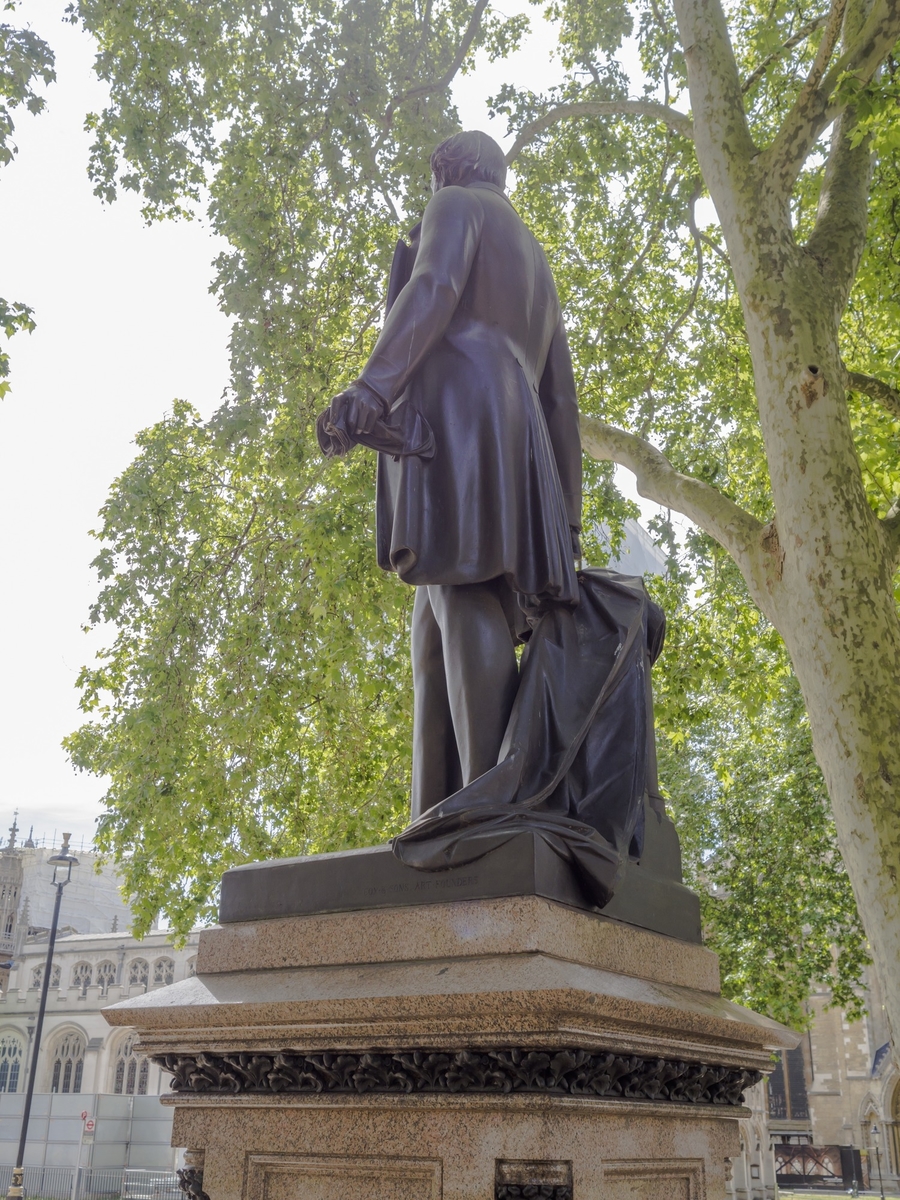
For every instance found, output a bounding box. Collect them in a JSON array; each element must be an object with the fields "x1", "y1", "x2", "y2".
[{"x1": 323, "y1": 130, "x2": 582, "y2": 819}]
